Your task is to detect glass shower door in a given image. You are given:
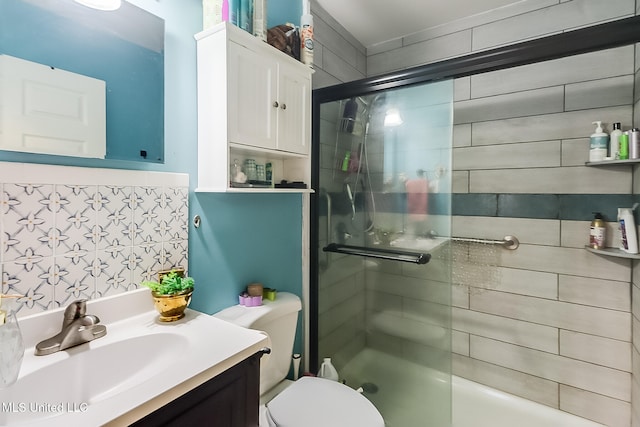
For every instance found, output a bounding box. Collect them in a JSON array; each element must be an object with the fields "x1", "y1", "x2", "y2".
[{"x1": 314, "y1": 79, "x2": 453, "y2": 426}]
